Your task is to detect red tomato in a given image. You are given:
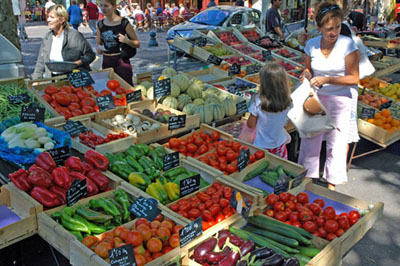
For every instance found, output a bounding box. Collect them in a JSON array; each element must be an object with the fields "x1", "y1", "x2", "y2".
[
  {"x1": 219, "y1": 162, "x2": 227, "y2": 171},
  {"x1": 349, "y1": 210, "x2": 360, "y2": 220},
  {"x1": 249, "y1": 154, "x2": 256, "y2": 163},
  {"x1": 194, "y1": 137, "x2": 204, "y2": 146},
  {"x1": 265, "y1": 209, "x2": 275, "y2": 217},
  {"x1": 324, "y1": 219, "x2": 339, "y2": 233},
  {"x1": 115, "y1": 87, "x2": 126, "y2": 95},
  {"x1": 289, "y1": 194, "x2": 296, "y2": 202},
  {"x1": 179, "y1": 201, "x2": 190, "y2": 212},
  {"x1": 198, "y1": 203, "x2": 206, "y2": 211},
  {"x1": 292, "y1": 221, "x2": 302, "y2": 228},
  {"x1": 295, "y1": 203, "x2": 304, "y2": 212},
  {"x1": 232, "y1": 142, "x2": 242, "y2": 152},
  {"x1": 339, "y1": 212, "x2": 349, "y2": 219},
  {"x1": 217, "y1": 156, "x2": 227, "y2": 164},
  {"x1": 45, "y1": 85, "x2": 59, "y2": 95},
  {"x1": 323, "y1": 207, "x2": 336, "y2": 220},
  {"x1": 211, "y1": 131, "x2": 220, "y2": 141},
  {"x1": 226, "y1": 163, "x2": 237, "y2": 174},
  {"x1": 303, "y1": 221, "x2": 317, "y2": 233},
  {"x1": 58, "y1": 109, "x2": 72, "y2": 119},
  {"x1": 54, "y1": 92, "x2": 71, "y2": 106},
  {"x1": 209, "y1": 204, "x2": 221, "y2": 216},
  {"x1": 284, "y1": 208, "x2": 292, "y2": 216},
  {"x1": 299, "y1": 209, "x2": 313, "y2": 222},
  {"x1": 71, "y1": 110, "x2": 83, "y2": 117},
  {"x1": 313, "y1": 198, "x2": 325, "y2": 208},
  {"x1": 296, "y1": 192, "x2": 309, "y2": 204},
  {"x1": 349, "y1": 217, "x2": 358, "y2": 226},
  {"x1": 68, "y1": 93, "x2": 80, "y2": 103},
  {"x1": 188, "y1": 209, "x2": 201, "y2": 219},
  {"x1": 169, "y1": 203, "x2": 179, "y2": 212},
  {"x1": 326, "y1": 233, "x2": 337, "y2": 241},
  {"x1": 201, "y1": 210, "x2": 213, "y2": 222},
  {"x1": 285, "y1": 200, "x2": 296, "y2": 211},
  {"x1": 207, "y1": 153, "x2": 217, "y2": 161},
  {"x1": 220, "y1": 198, "x2": 229, "y2": 208},
  {"x1": 288, "y1": 212, "x2": 299, "y2": 222},
  {"x1": 77, "y1": 90, "x2": 91, "y2": 99},
  {"x1": 199, "y1": 132, "x2": 207, "y2": 139},
  {"x1": 179, "y1": 145, "x2": 187, "y2": 154},
  {"x1": 81, "y1": 105, "x2": 95, "y2": 114},
  {"x1": 318, "y1": 227, "x2": 327, "y2": 237},
  {"x1": 60, "y1": 85, "x2": 72, "y2": 93},
  {"x1": 107, "y1": 79, "x2": 120, "y2": 91},
  {"x1": 80, "y1": 97, "x2": 96, "y2": 107},
  {"x1": 210, "y1": 160, "x2": 219, "y2": 168},
  {"x1": 274, "y1": 211, "x2": 287, "y2": 222},
  {"x1": 217, "y1": 145, "x2": 227, "y2": 156},
  {"x1": 266, "y1": 194, "x2": 279, "y2": 206},
  {"x1": 226, "y1": 150, "x2": 237, "y2": 162},
  {"x1": 273, "y1": 201, "x2": 285, "y2": 212},
  {"x1": 254, "y1": 150, "x2": 265, "y2": 160},
  {"x1": 279, "y1": 192, "x2": 290, "y2": 203},
  {"x1": 168, "y1": 138, "x2": 180, "y2": 149},
  {"x1": 186, "y1": 143, "x2": 197, "y2": 153},
  {"x1": 198, "y1": 156, "x2": 210, "y2": 165},
  {"x1": 316, "y1": 216, "x2": 325, "y2": 227},
  {"x1": 198, "y1": 144, "x2": 208, "y2": 155},
  {"x1": 309, "y1": 203, "x2": 322, "y2": 216},
  {"x1": 336, "y1": 228, "x2": 345, "y2": 237},
  {"x1": 178, "y1": 211, "x2": 188, "y2": 218},
  {"x1": 337, "y1": 216, "x2": 350, "y2": 230},
  {"x1": 42, "y1": 94, "x2": 52, "y2": 103}
]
